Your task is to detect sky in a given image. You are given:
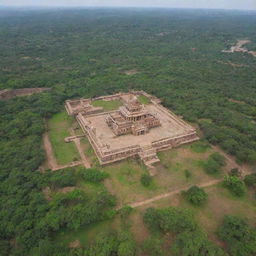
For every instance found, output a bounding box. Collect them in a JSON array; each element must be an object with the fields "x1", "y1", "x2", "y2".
[{"x1": 1, "y1": 0, "x2": 256, "y2": 10}]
